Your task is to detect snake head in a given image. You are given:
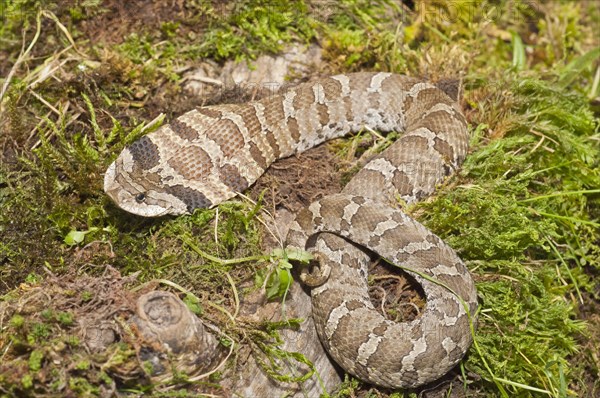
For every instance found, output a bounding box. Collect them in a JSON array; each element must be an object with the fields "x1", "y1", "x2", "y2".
[
  {"x1": 104, "y1": 130, "x2": 221, "y2": 217},
  {"x1": 104, "y1": 148, "x2": 190, "y2": 217},
  {"x1": 104, "y1": 115, "x2": 249, "y2": 217}
]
